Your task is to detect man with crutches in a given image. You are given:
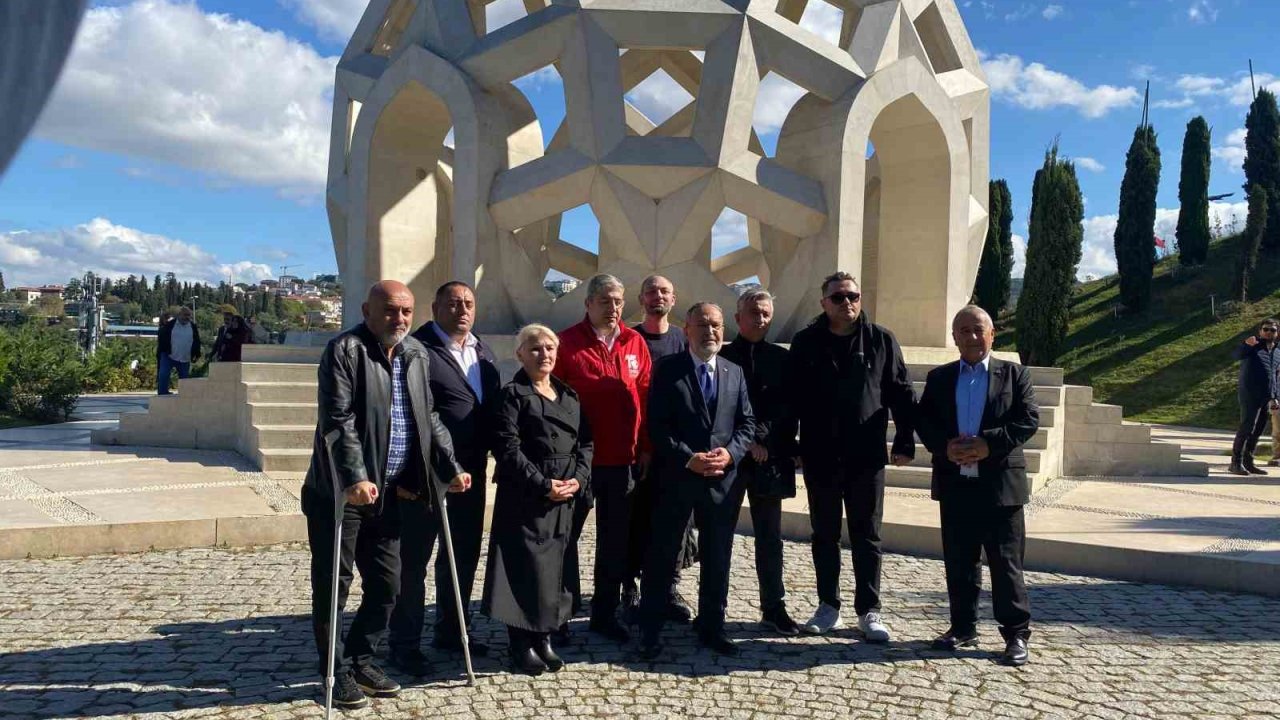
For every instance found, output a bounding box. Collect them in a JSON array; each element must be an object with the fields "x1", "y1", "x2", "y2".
[{"x1": 303, "y1": 280, "x2": 472, "y2": 711}]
